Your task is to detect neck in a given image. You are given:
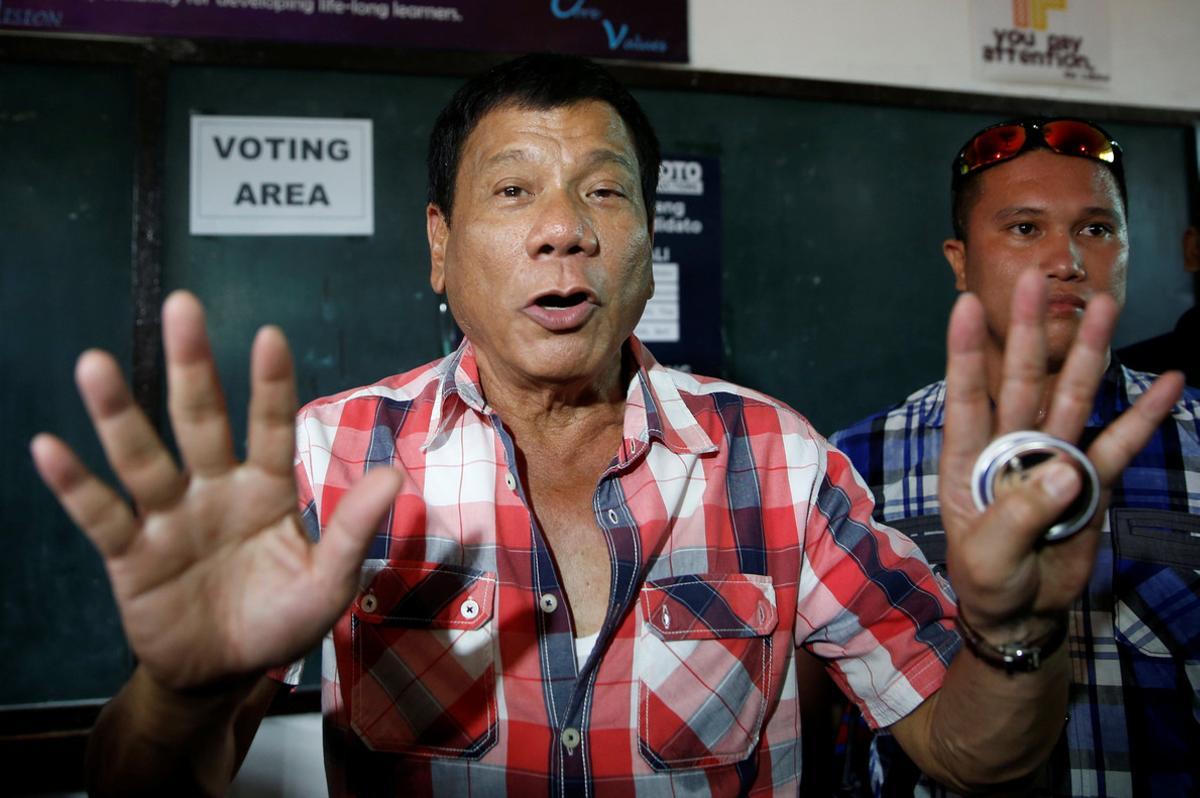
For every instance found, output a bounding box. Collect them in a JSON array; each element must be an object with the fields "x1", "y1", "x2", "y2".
[
  {"x1": 983, "y1": 343, "x2": 1111, "y2": 421},
  {"x1": 475, "y1": 347, "x2": 631, "y2": 446}
]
